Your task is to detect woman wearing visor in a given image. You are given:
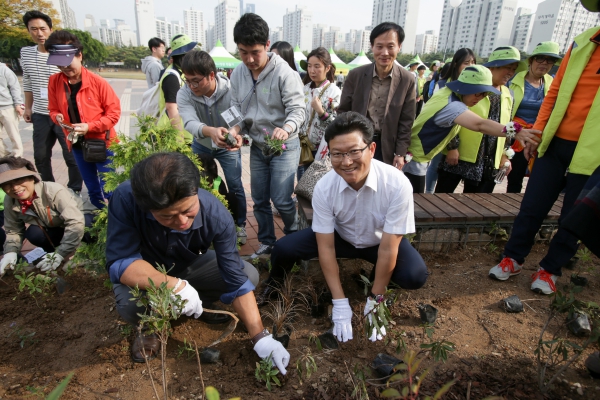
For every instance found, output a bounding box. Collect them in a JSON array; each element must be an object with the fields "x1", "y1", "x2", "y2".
[
  {"x1": 45, "y1": 31, "x2": 120, "y2": 209},
  {"x1": 403, "y1": 65, "x2": 541, "y2": 193}
]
